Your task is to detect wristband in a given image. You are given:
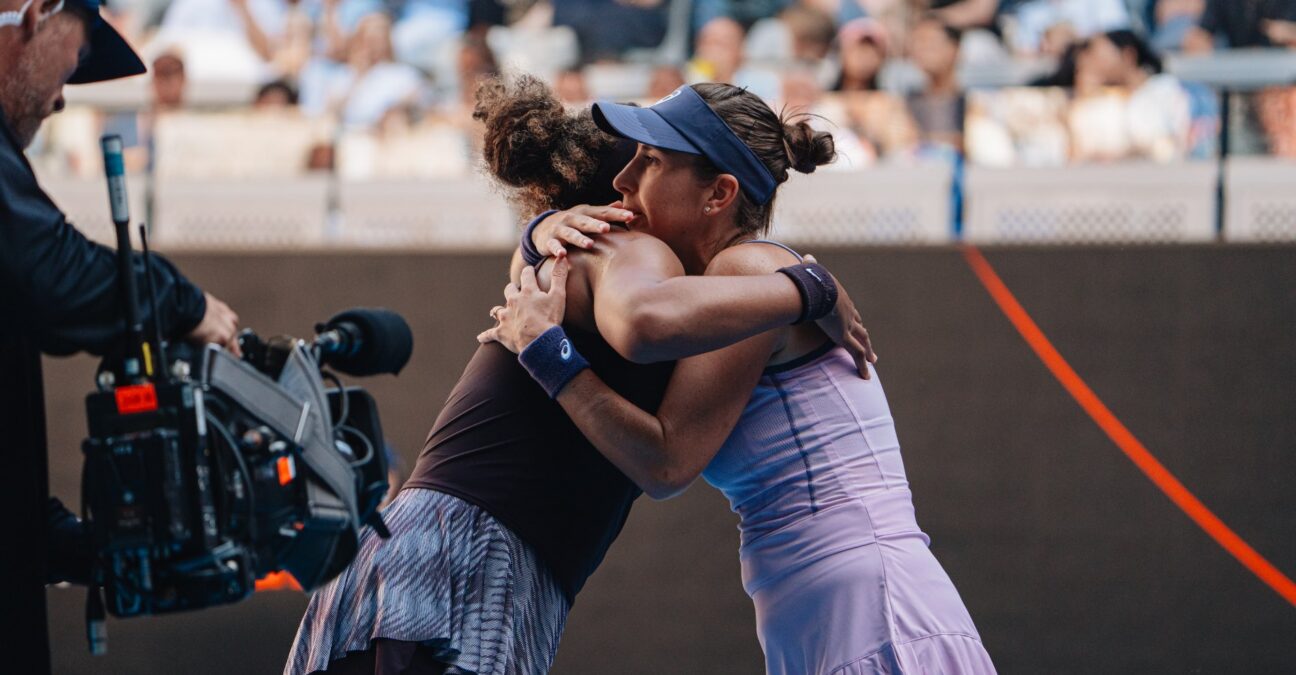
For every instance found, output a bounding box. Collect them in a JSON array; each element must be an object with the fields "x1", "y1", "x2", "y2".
[
  {"x1": 518, "y1": 325, "x2": 590, "y2": 398},
  {"x1": 520, "y1": 210, "x2": 558, "y2": 267},
  {"x1": 777, "y1": 263, "x2": 839, "y2": 324}
]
